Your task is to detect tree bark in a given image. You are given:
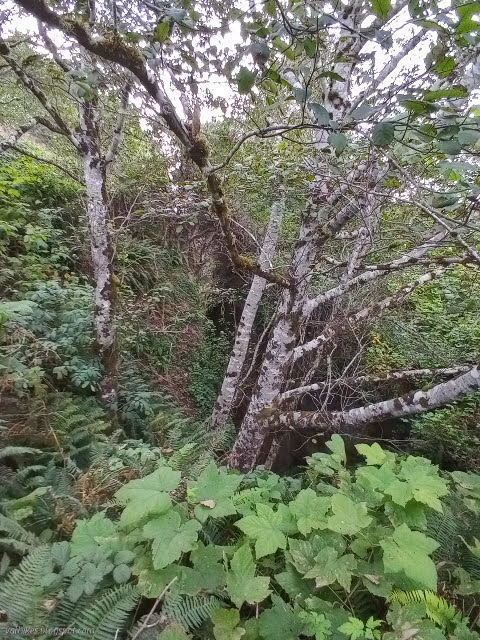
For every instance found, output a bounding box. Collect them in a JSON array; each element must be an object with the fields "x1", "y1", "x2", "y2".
[
  {"x1": 210, "y1": 198, "x2": 284, "y2": 433},
  {"x1": 79, "y1": 100, "x2": 118, "y2": 419}
]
